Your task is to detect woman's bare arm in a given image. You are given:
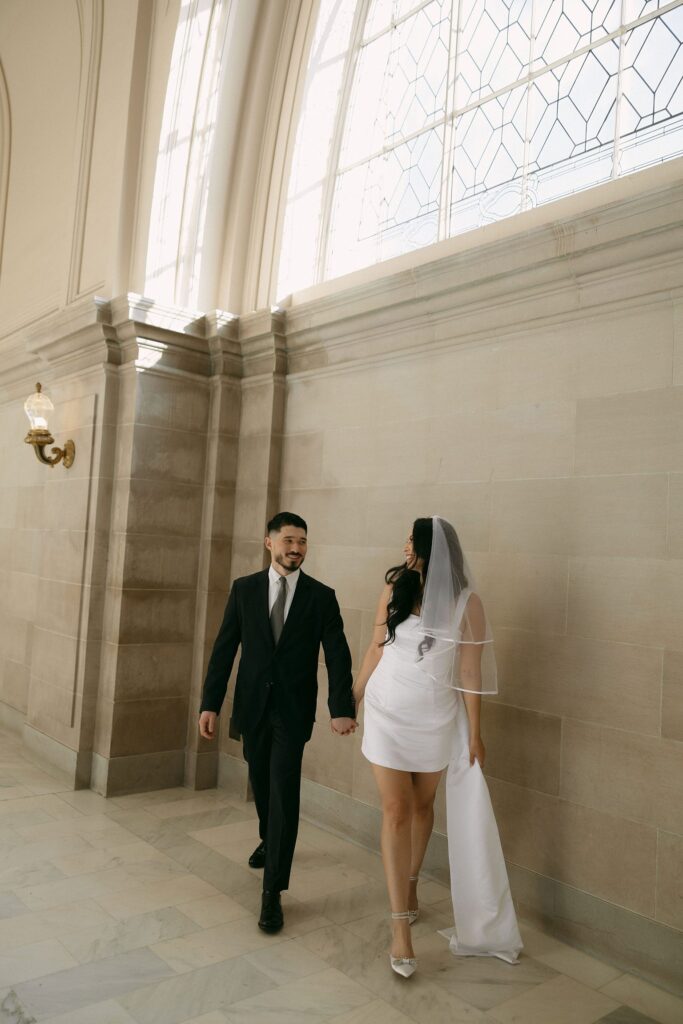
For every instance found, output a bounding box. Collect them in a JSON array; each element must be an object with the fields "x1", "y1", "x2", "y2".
[
  {"x1": 352, "y1": 583, "x2": 392, "y2": 706},
  {"x1": 459, "y1": 593, "x2": 486, "y2": 766}
]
